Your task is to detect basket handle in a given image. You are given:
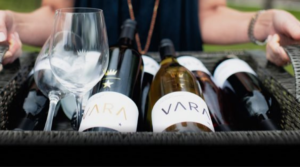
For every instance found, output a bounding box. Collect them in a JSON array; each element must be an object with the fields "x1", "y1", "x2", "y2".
[{"x1": 283, "y1": 45, "x2": 300, "y2": 102}]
